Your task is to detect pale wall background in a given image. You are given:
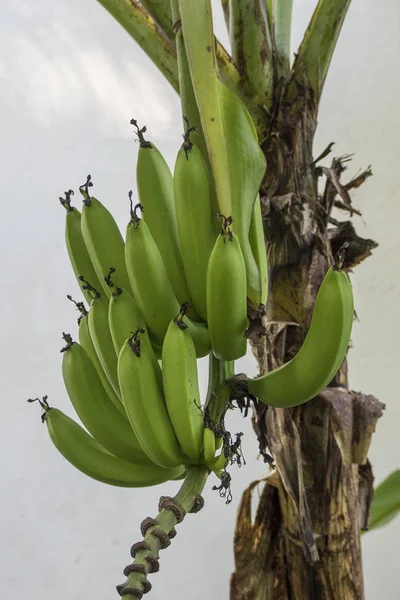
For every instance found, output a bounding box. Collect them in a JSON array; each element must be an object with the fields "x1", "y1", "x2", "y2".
[{"x1": 1, "y1": 0, "x2": 399, "y2": 598}]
